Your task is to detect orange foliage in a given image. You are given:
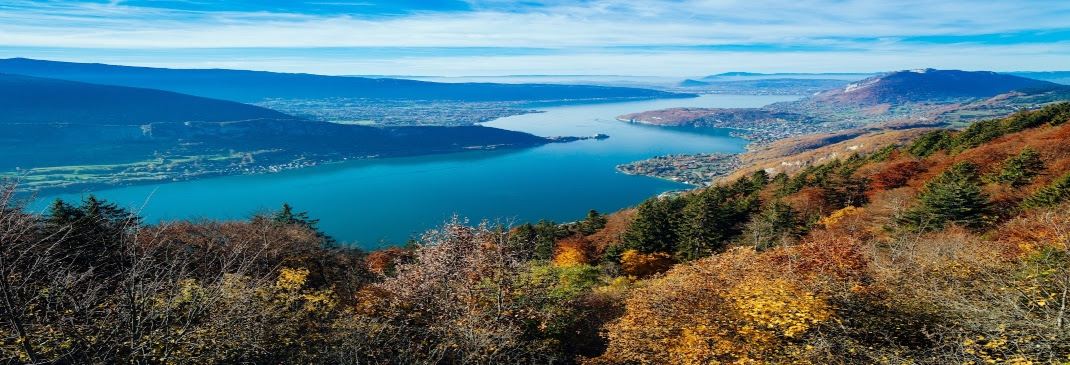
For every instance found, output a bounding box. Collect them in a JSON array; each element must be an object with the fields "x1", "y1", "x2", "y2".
[
  {"x1": 586, "y1": 208, "x2": 637, "y2": 254},
  {"x1": 790, "y1": 233, "x2": 871, "y2": 284},
  {"x1": 868, "y1": 159, "x2": 928, "y2": 193},
  {"x1": 619, "y1": 249, "x2": 674, "y2": 278},
  {"x1": 364, "y1": 247, "x2": 414, "y2": 275},
  {"x1": 784, "y1": 186, "x2": 830, "y2": 219},
  {"x1": 594, "y1": 248, "x2": 832, "y2": 364},
  {"x1": 553, "y1": 235, "x2": 594, "y2": 266}
]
